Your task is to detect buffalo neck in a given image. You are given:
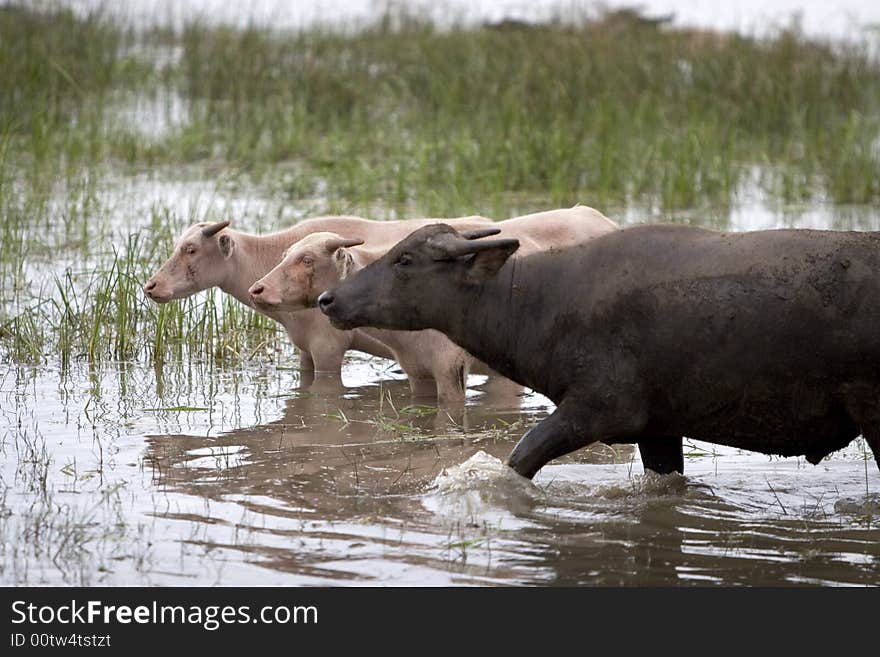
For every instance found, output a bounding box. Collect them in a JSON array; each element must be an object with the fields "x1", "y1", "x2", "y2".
[
  {"x1": 218, "y1": 230, "x2": 292, "y2": 311},
  {"x1": 438, "y1": 256, "x2": 566, "y2": 402},
  {"x1": 339, "y1": 246, "x2": 399, "y2": 346}
]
